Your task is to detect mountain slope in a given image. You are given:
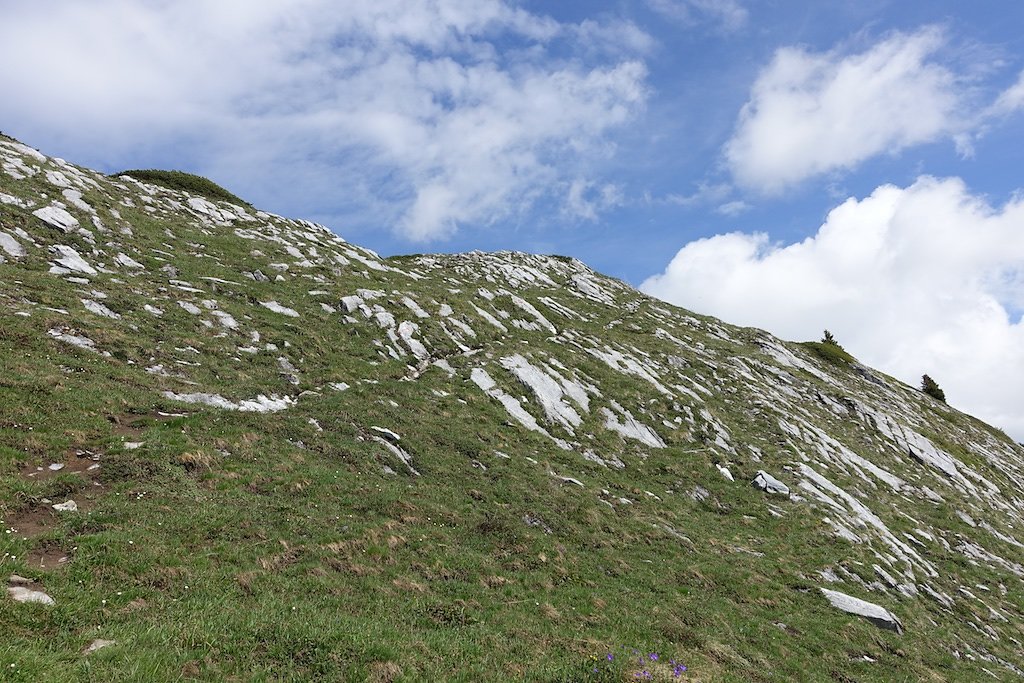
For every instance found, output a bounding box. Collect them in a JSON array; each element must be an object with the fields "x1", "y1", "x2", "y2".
[{"x1": 1, "y1": 134, "x2": 1022, "y2": 681}]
